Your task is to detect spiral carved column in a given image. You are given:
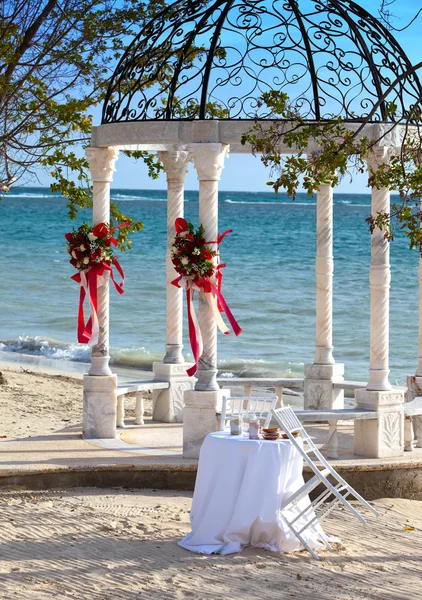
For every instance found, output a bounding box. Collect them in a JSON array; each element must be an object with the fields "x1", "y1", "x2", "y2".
[
  {"x1": 190, "y1": 143, "x2": 229, "y2": 391},
  {"x1": 83, "y1": 146, "x2": 119, "y2": 440},
  {"x1": 158, "y1": 151, "x2": 191, "y2": 364},
  {"x1": 366, "y1": 149, "x2": 392, "y2": 391},
  {"x1": 304, "y1": 172, "x2": 343, "y2": 411},
  {"x1": 85, "y1": 147, "x2": 119, "y2": 377},
  {"x1": 315, "y1": 182, "x2": 335, "y2": 365},
  {"x1": 354, "y1": 147, "x2": 404, "y2": 458},
  {"x1": 405, "y1": 204, "x2": 422, "y2": 448}
]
